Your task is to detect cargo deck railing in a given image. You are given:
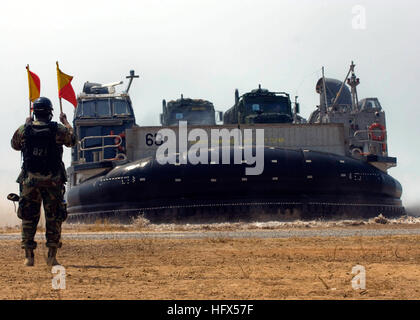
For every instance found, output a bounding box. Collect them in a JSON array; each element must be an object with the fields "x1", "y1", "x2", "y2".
[
  {"x1": 78, "y1": 135, "x2": 126, "y2": 163},
  {"x1": 353, "y1": 129, "x2": 388, "y2": 156}
]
